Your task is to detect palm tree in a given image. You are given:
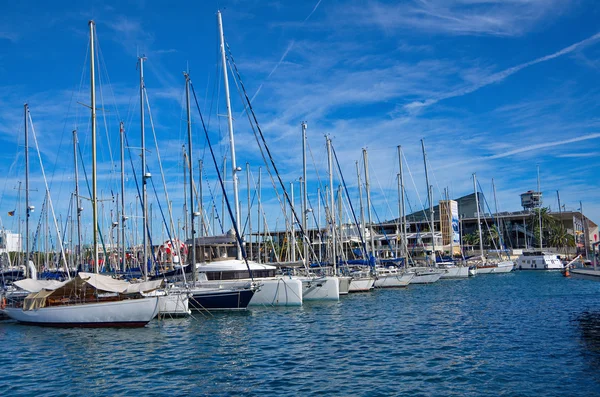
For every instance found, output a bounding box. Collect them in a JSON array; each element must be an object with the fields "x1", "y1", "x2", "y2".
[
  {"x1": 548, "y1": 224, "x2": 575, "y2": 251},
  {"x1": 527, "y1": 207, "x2": 556, "y2": 247},
  {"x1": 484, "y1": 225, "x2": 500, "y2": 248}
]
